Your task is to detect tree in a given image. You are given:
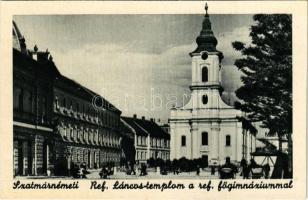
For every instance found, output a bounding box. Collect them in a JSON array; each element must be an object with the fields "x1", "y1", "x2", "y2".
[{"x1": 232, "y1": 14, "x2": 292, "y2": 177}]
